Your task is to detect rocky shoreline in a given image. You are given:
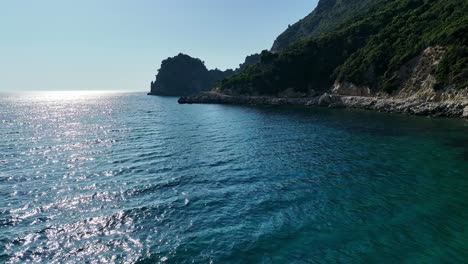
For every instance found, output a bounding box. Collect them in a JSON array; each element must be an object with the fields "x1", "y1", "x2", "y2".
[{"x1": 178, "y1": 92, "x2": 468, "y2": 118}]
